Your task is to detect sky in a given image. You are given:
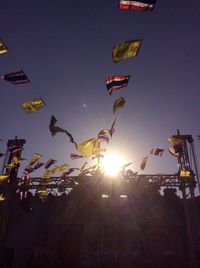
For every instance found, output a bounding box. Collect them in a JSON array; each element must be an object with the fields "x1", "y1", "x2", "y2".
[{"x1": 0, "y1": 0, "x2": 200, "y2": 178}]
